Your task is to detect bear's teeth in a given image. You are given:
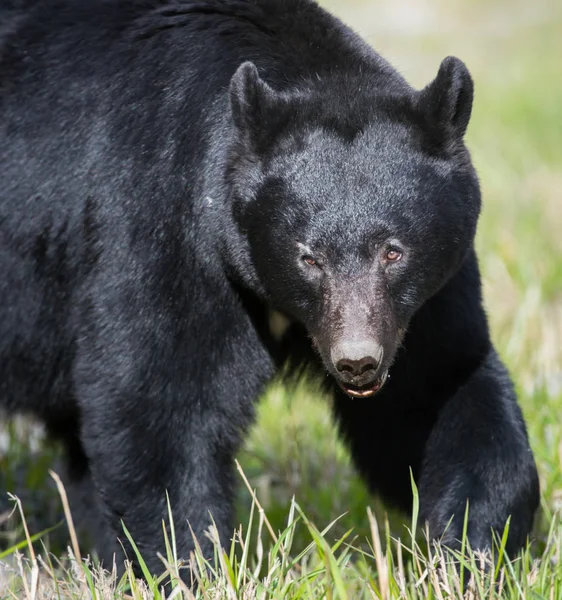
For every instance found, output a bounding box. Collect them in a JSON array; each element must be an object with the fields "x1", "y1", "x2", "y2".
[{"x1": 340, "y1": 369, "x2": 388, "y2": 398}]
